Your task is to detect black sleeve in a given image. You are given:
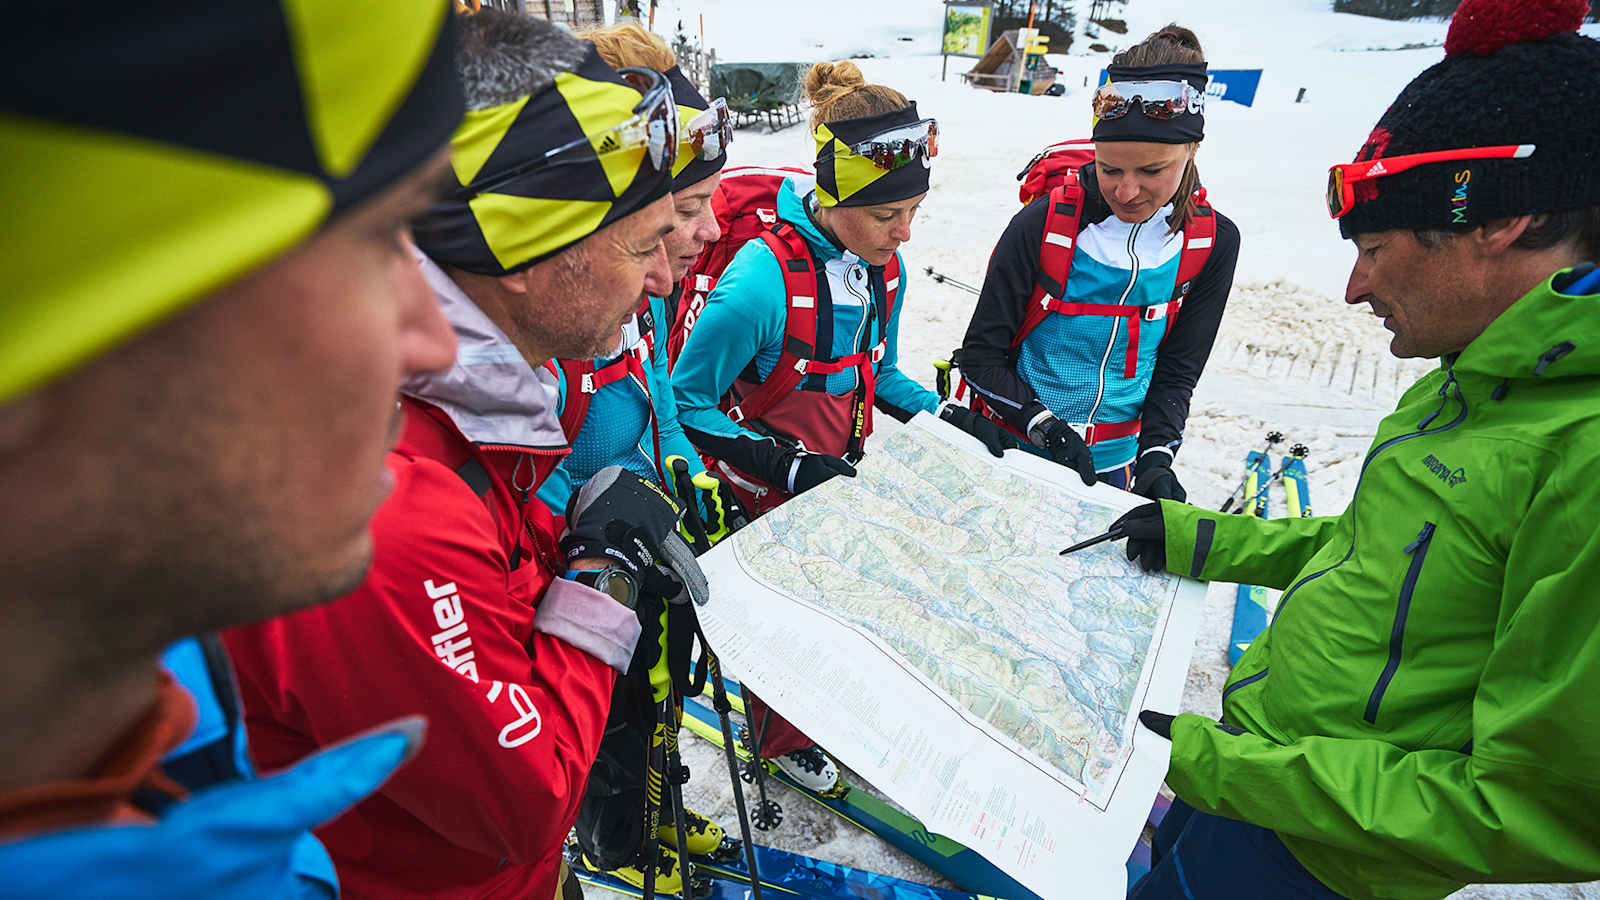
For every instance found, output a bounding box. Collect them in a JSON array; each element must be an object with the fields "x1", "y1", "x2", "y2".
[
  {"x1": 1139, "y1": 210, "x2": 1240, "y2": 457},
  {"x1": 957, "y1": 197, "x2": 1052, "y2": 435},
  {"x1": 681, "y1": 426, "x2": 795, "y2": 490}
]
